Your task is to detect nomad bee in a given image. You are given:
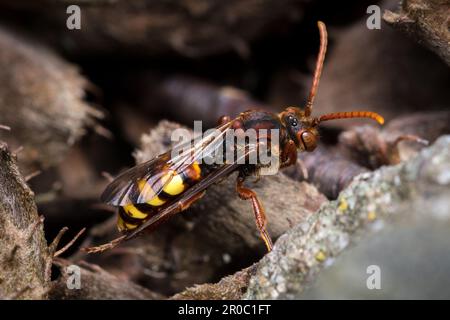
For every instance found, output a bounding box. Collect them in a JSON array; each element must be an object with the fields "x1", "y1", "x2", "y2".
[{"x1": 86, "y1": 21, "x2": 384, "y2": 253}]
